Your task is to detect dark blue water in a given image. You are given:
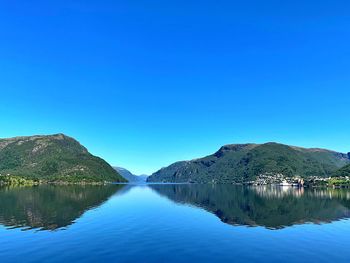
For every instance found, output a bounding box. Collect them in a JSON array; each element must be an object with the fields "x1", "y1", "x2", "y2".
[{"x1": 0, "y1": 184, "x2": 349, "y2": 263}]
